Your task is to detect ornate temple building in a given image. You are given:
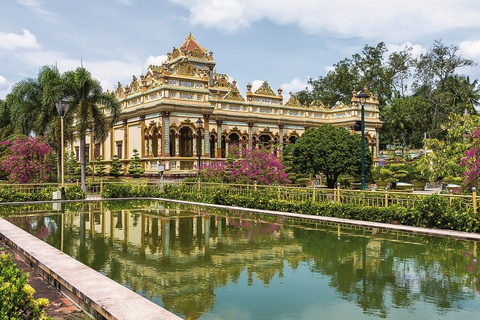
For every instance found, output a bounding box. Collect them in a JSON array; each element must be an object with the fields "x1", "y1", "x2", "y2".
[{"x1": 72, "y1": 33, "x2": 383, "y2": 178}]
